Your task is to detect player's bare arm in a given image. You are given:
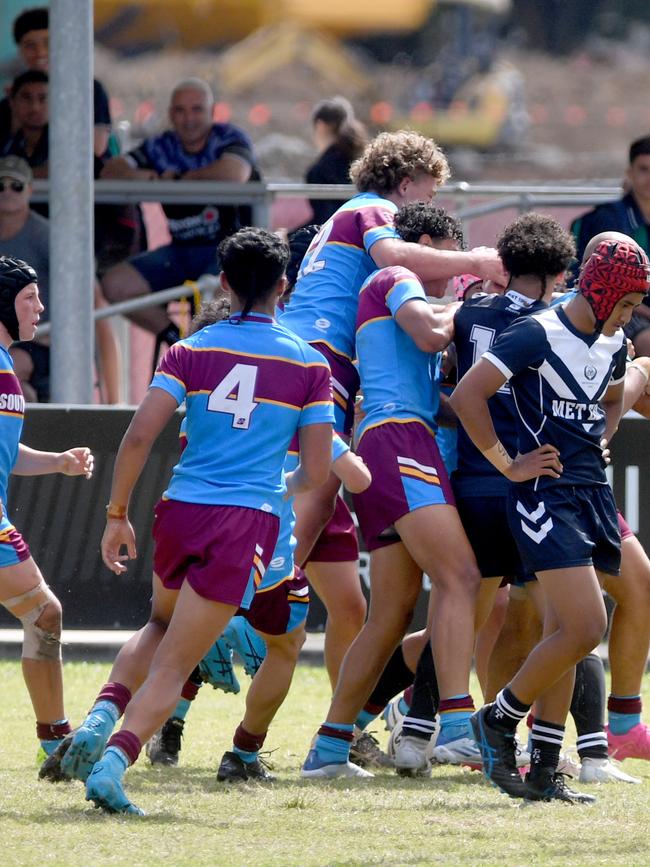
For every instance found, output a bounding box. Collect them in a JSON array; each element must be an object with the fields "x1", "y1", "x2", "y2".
[
  {"x1": 12, "y1": 444, "x2": 94, "y2": 478},
  {"x1": 370, "y1": 237, "x2": 508, "y2": 286},
  {"x1": 285, "y1": 422, "x2": 333, "y2": 498},
  {"x1": 394, "y1": 298, "x2": 460, "y2": 353}
]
